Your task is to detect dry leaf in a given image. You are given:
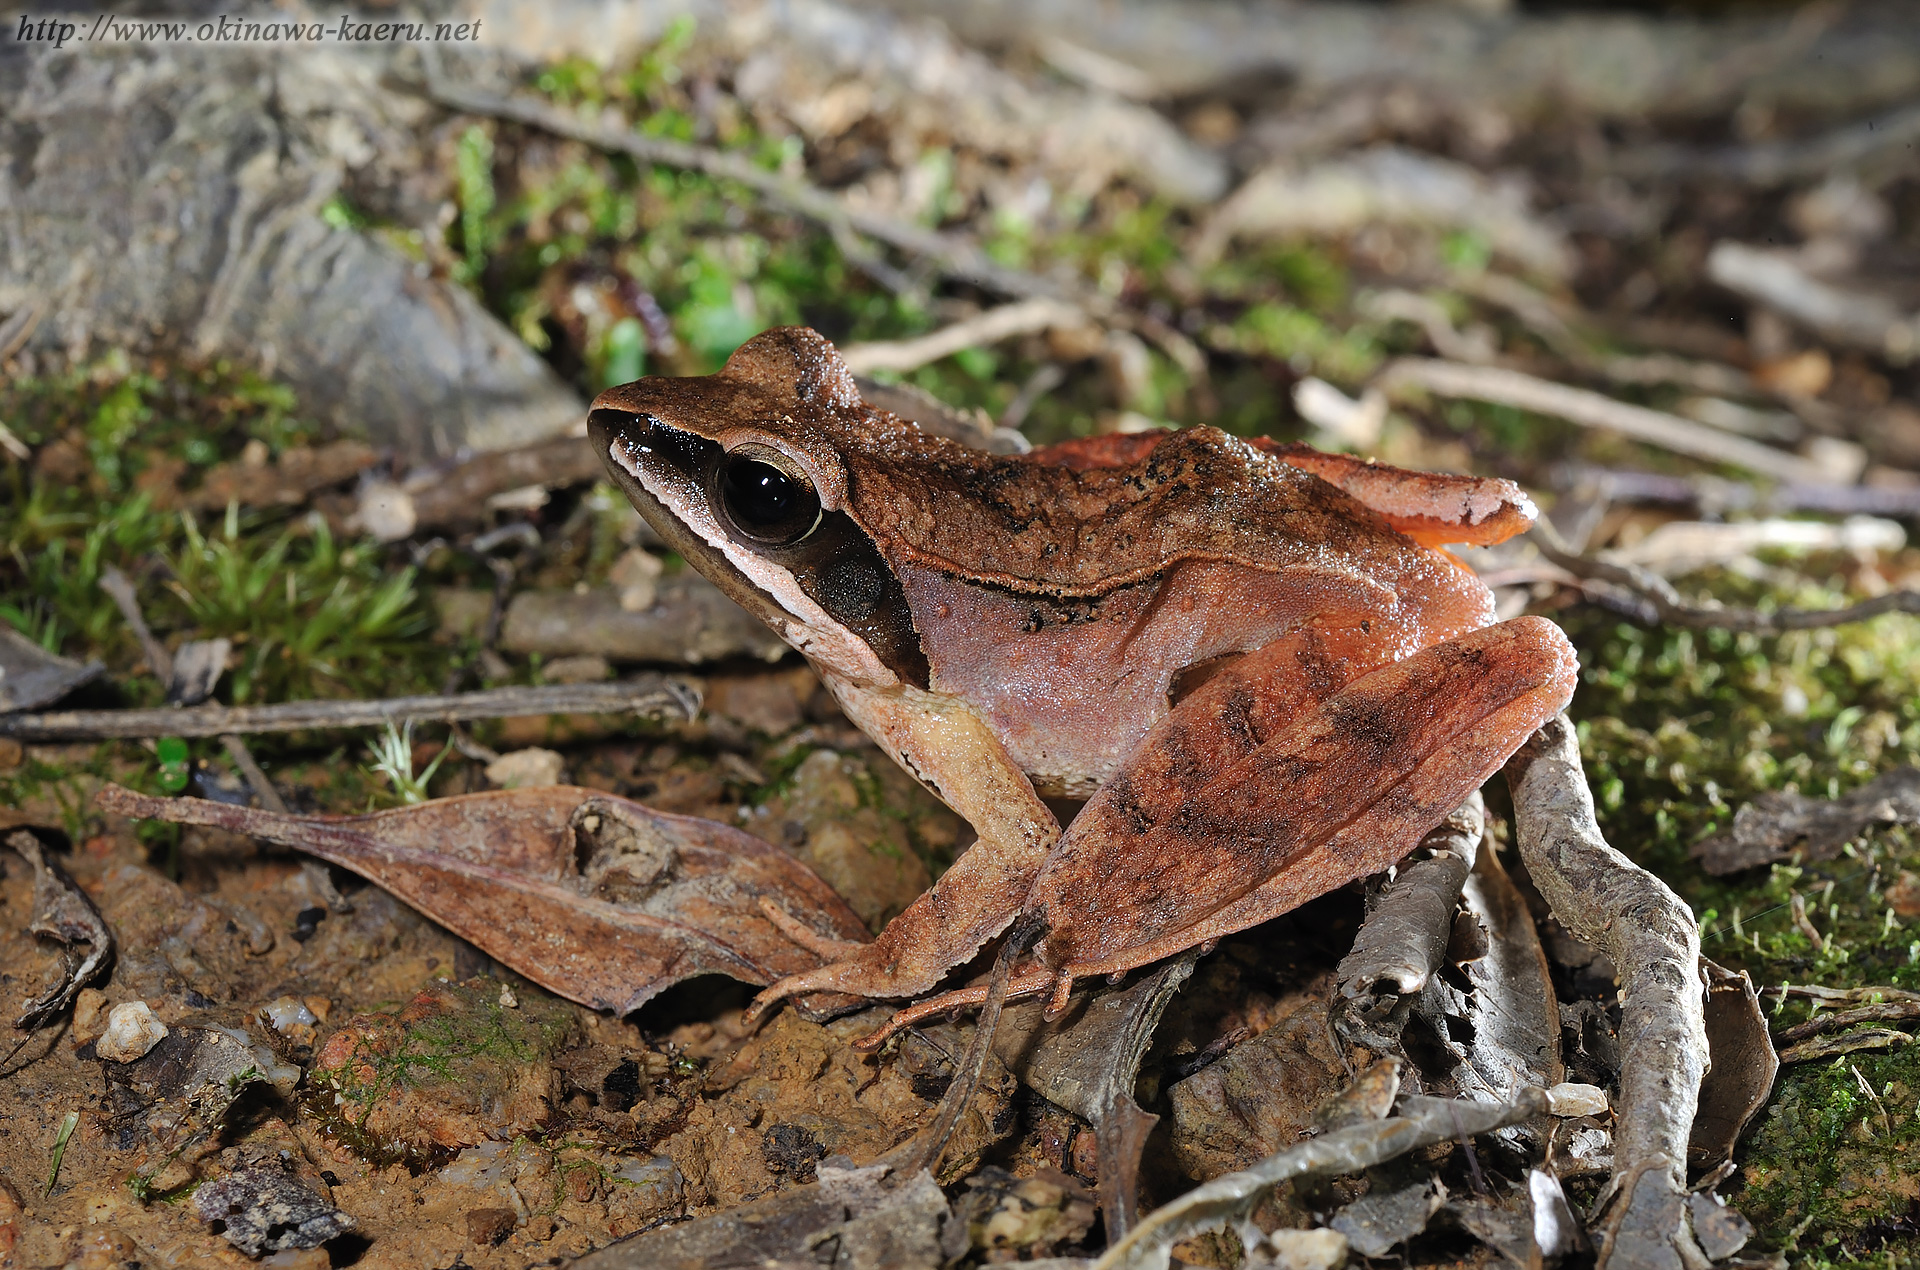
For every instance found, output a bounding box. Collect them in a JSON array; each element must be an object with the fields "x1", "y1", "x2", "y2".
[{"x1": 96, "y1": 785, "x2": 868, "y2": 1014}]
